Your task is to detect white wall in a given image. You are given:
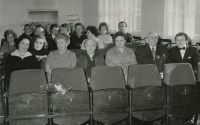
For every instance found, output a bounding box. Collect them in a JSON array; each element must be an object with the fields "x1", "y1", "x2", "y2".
[{"x1": 0, "y1": 0, "x2": 83, "y2": 39}]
